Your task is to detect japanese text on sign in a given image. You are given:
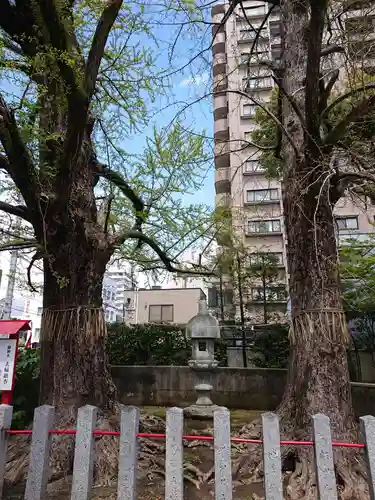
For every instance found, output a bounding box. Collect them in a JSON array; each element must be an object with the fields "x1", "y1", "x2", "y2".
[{"x1": 0, "y1": 339, "x2": 17, "y2": 391}]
